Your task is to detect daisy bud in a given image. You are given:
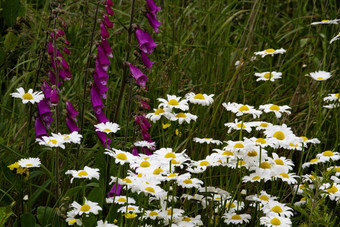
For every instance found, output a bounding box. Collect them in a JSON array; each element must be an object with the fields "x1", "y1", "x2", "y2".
[
  {"x1": 128, "y1": 63, "x2": 147, "y2": 88},
  {"x1": 50, "y1": 88, "x2": 59, "y2": 106}
]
